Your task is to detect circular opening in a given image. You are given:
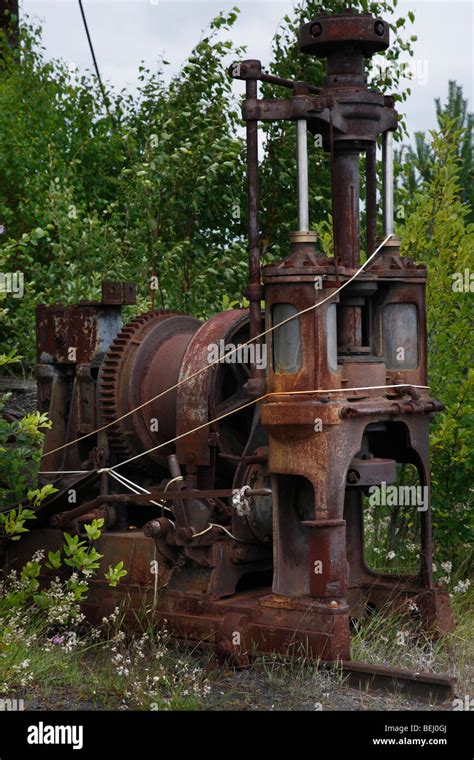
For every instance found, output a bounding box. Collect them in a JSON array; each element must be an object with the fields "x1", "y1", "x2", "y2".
[
  {"x1": 374, "y1": 21, "x2": 385, "y2": 36},
  {"x1": 310, "y1": 21, "x2": 322, "y2": 38}
]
